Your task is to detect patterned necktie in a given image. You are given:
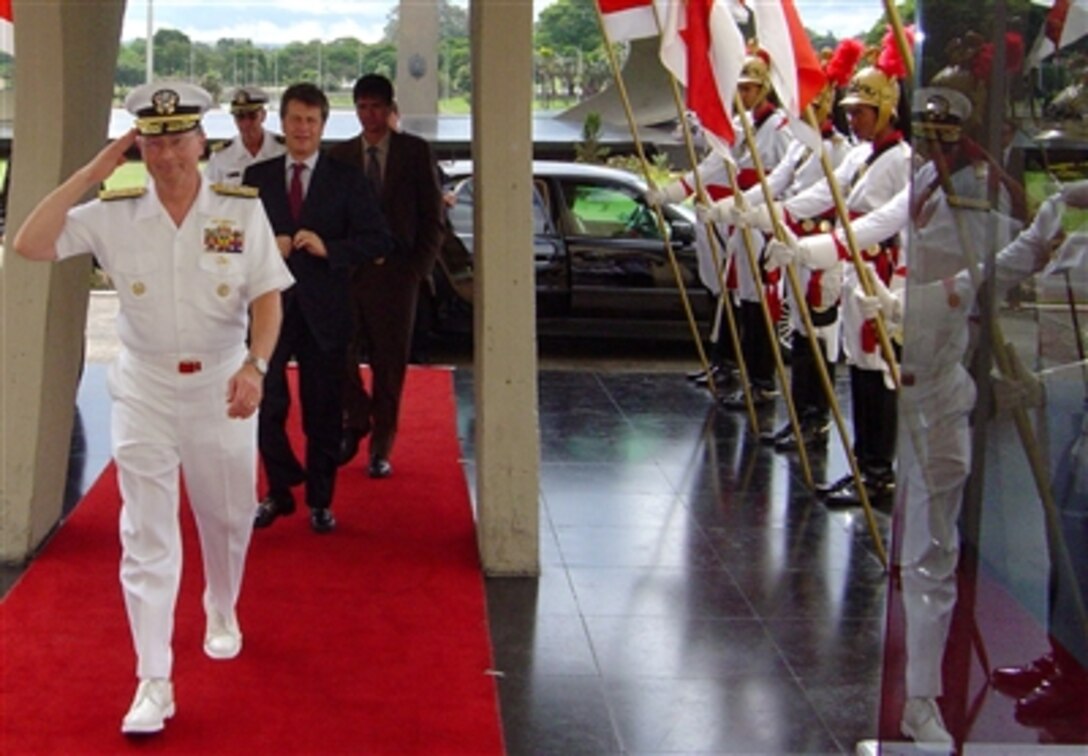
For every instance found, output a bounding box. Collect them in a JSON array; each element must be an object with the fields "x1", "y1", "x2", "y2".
[
  {"x1": 366, "y1": 146, "x2": 382, "y2": 191},
  {"x1": 289, "y1": 162, "x2": 306, "y2": 222}
]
